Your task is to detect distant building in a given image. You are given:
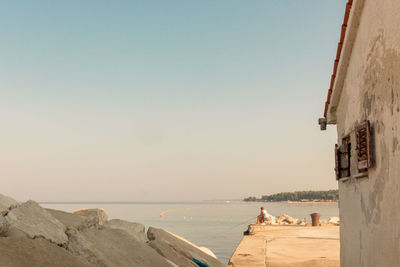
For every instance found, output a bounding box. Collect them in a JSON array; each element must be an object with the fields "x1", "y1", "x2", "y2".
[{"x1": 319, "y1": 0, "x2": 400, "y2": 266}]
